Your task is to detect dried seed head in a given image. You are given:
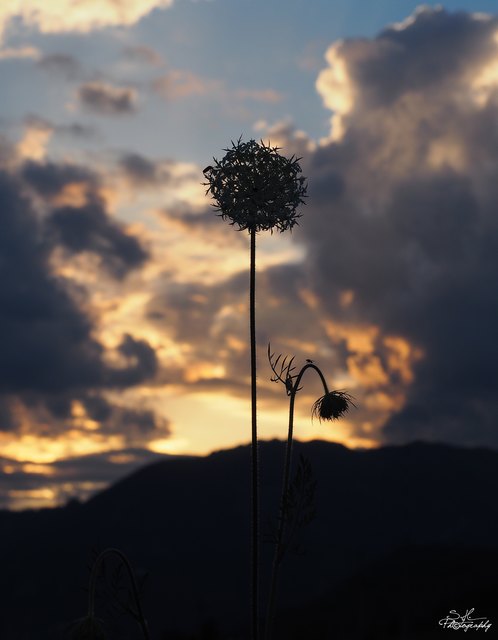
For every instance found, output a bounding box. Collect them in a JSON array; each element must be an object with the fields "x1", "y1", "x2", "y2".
[
  {"x1": 203, "y1": 137, "x2": 307, "y2": 233},
  {"x1": 311, "y1": 390, "x2": 356, "y2": 422}
]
